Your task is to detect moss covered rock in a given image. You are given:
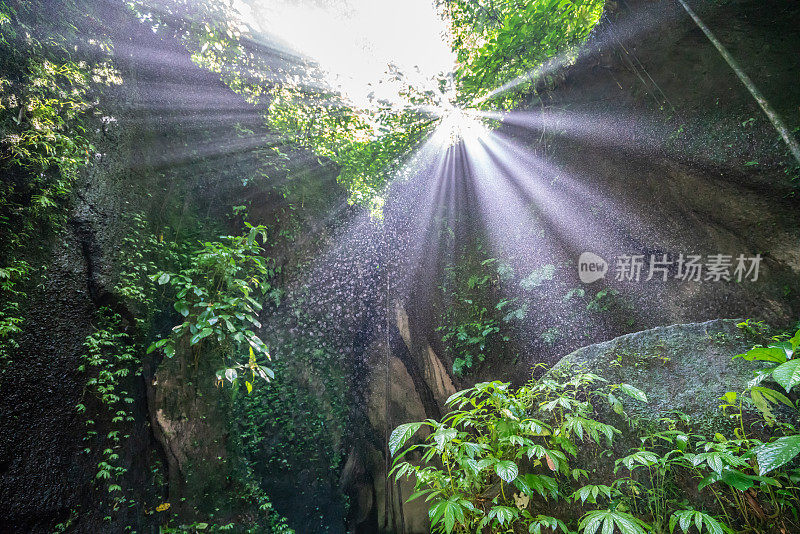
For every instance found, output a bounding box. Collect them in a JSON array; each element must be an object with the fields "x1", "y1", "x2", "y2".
[{"x1": 547, "y1": 319, "x2": 764, "y2": 429}]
